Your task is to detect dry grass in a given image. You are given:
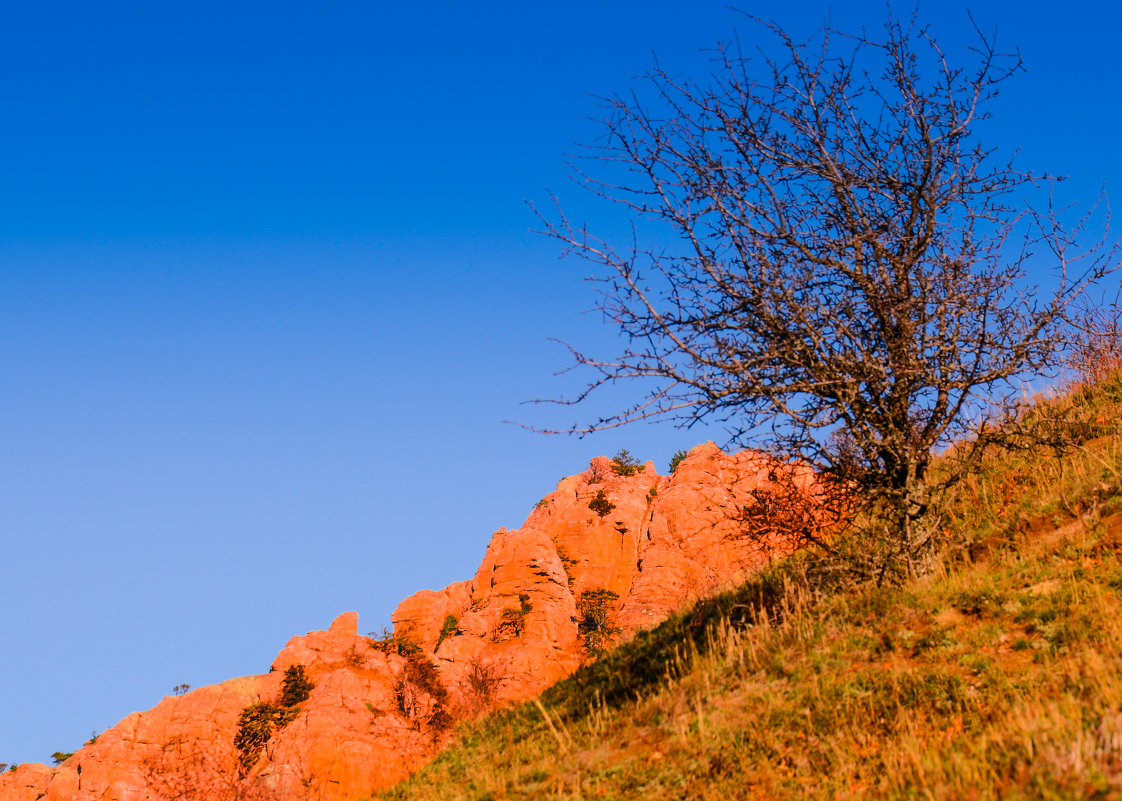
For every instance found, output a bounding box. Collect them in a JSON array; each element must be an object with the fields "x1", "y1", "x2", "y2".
[{"x1": 370, "y1": 373, "x2": 1122, "y2": 801}]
